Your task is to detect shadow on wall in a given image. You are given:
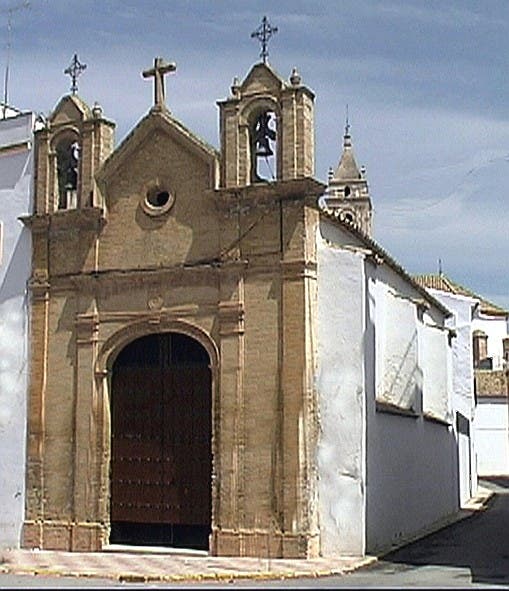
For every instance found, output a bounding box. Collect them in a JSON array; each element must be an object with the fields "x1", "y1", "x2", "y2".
[
  {"x1": 381, "y1": 479, "x2": 508, "y2": 586},
  {"x1": 0, "y1": 227, "x2": 31, "y2": 305}
]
